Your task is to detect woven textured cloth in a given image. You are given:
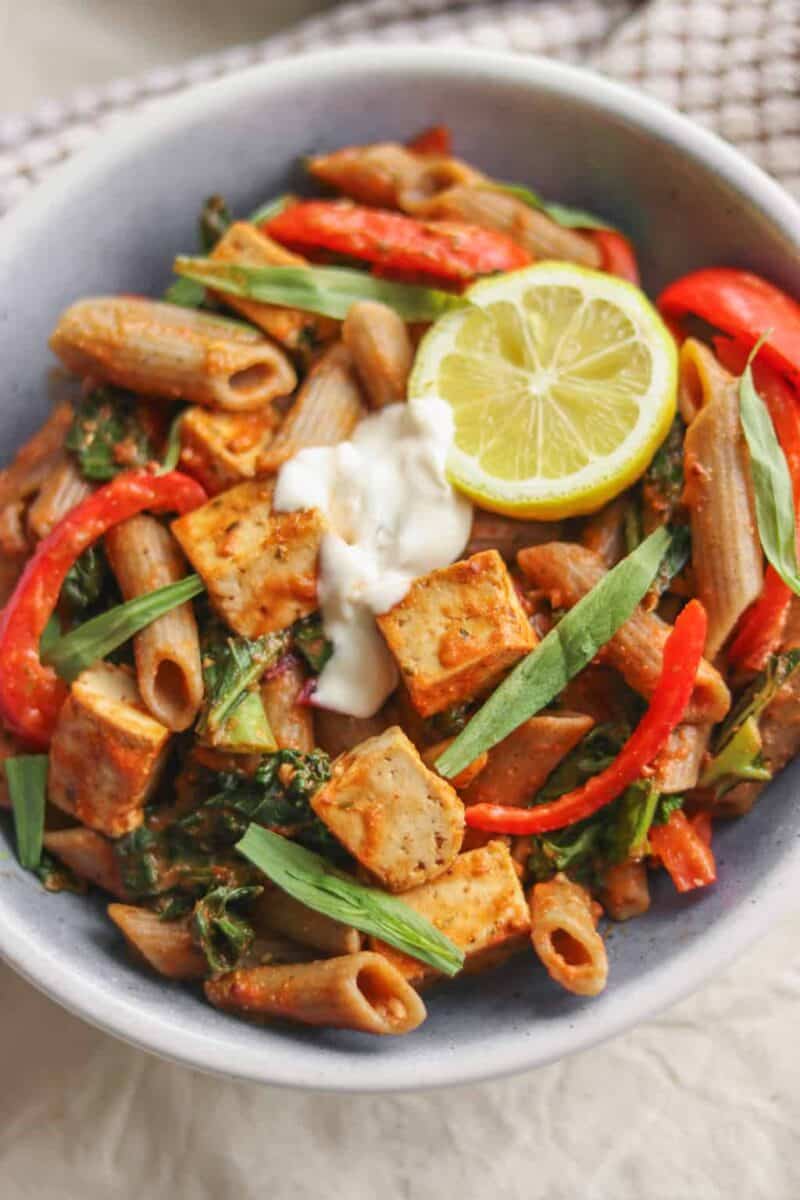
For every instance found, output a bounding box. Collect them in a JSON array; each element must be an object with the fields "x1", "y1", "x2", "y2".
[{"x1": 1, "y1": 0, "x2": 798, "y2": 217}]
